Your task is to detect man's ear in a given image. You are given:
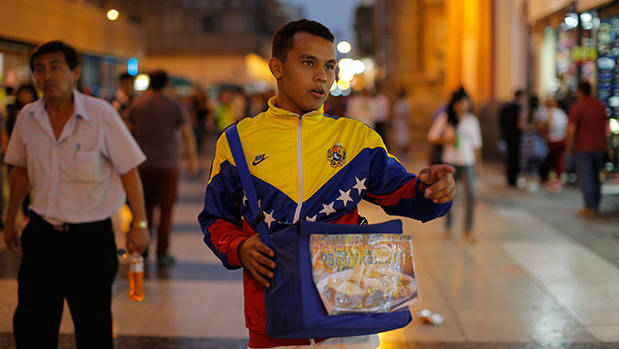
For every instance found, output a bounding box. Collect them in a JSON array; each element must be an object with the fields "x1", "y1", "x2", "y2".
[
  {"x1": 73, "y1": 65, "x2": 81, "y2": 84},
  {"x1": 269, "y1": 57, "x2": 283, "y2": 80}
]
